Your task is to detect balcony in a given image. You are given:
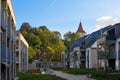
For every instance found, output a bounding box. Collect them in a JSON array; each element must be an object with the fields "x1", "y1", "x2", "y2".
[
  {"x1": 1, "y1": 12, "x2": 6, "y2": 30},
  {"x1": 118, "y1": 50, "x2": 120, "y2": 59},
  {"x1": 80, "y1": 46, "x2": 85, "y2": 51},
  {"x1": 16, "y1": 57, "x2": 19, "y2": 63},
  {"x1": 105, "y1": 34, "x2": 116, "y2": 45},
  {"x1": 1, "y1": 43, "x2": 6, "y2": 62},
  {"x1": 98, "y1": 52, "x2": 116, "y2": 59},
  {"x1": 7, "y1": 48, "x2": 11, "y2": 63},
  {"x1": 109, "y1": 52, "x2": 116, "y2": 59},
  {"x1": 80, "y1": 55, "x2": 86, "y2": 61},
  {"x1": 115, "y1": 33, "x2": 120, "y2": 38},
  {"x1": 7, "y1": 27, "x2": 11, "y2": 38}
]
